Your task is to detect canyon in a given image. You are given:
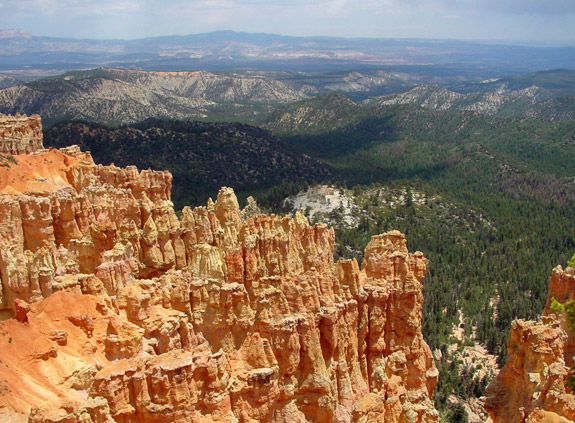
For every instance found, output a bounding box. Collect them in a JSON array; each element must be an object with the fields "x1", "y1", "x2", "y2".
[
  {"x1": 5, "y1": 113, "x2": 575, "y2": 423},
  {"x1": 0, "y1": 114, "x2": 439, "y2": 422}
]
